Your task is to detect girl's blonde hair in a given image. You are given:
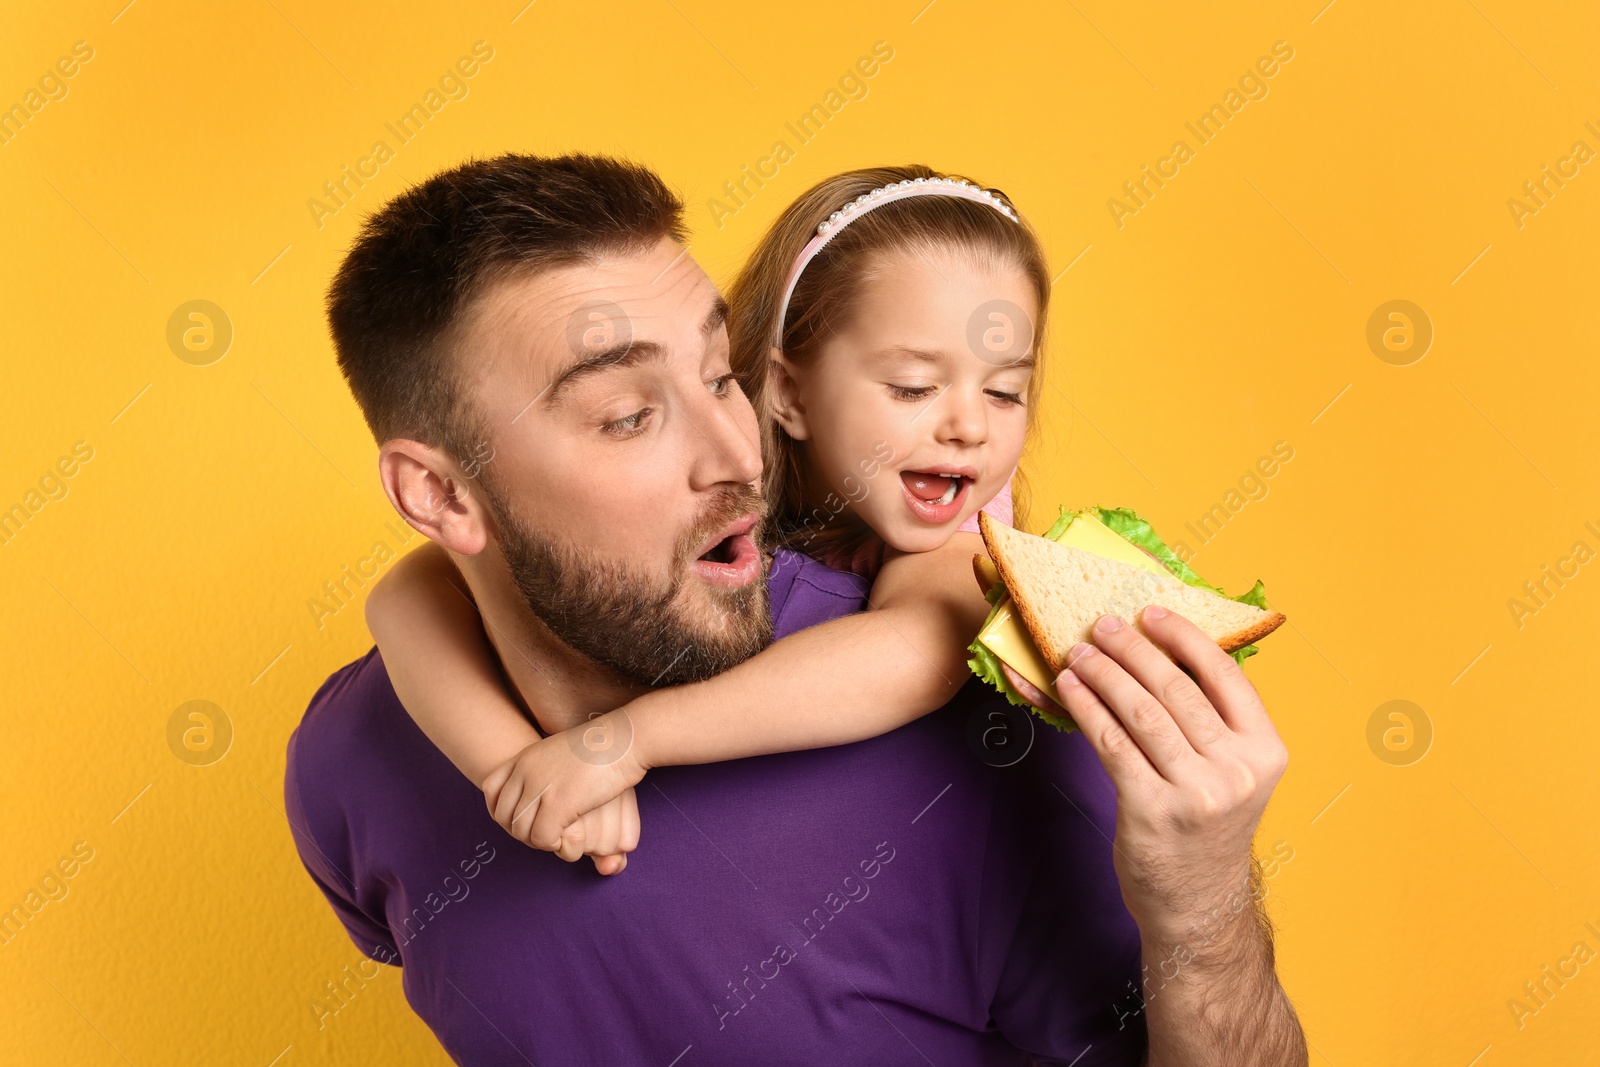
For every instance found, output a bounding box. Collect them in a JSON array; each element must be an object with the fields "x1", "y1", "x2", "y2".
[{"x1": 725, "y1": 164, "x2": 1052, "y2": 564}]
